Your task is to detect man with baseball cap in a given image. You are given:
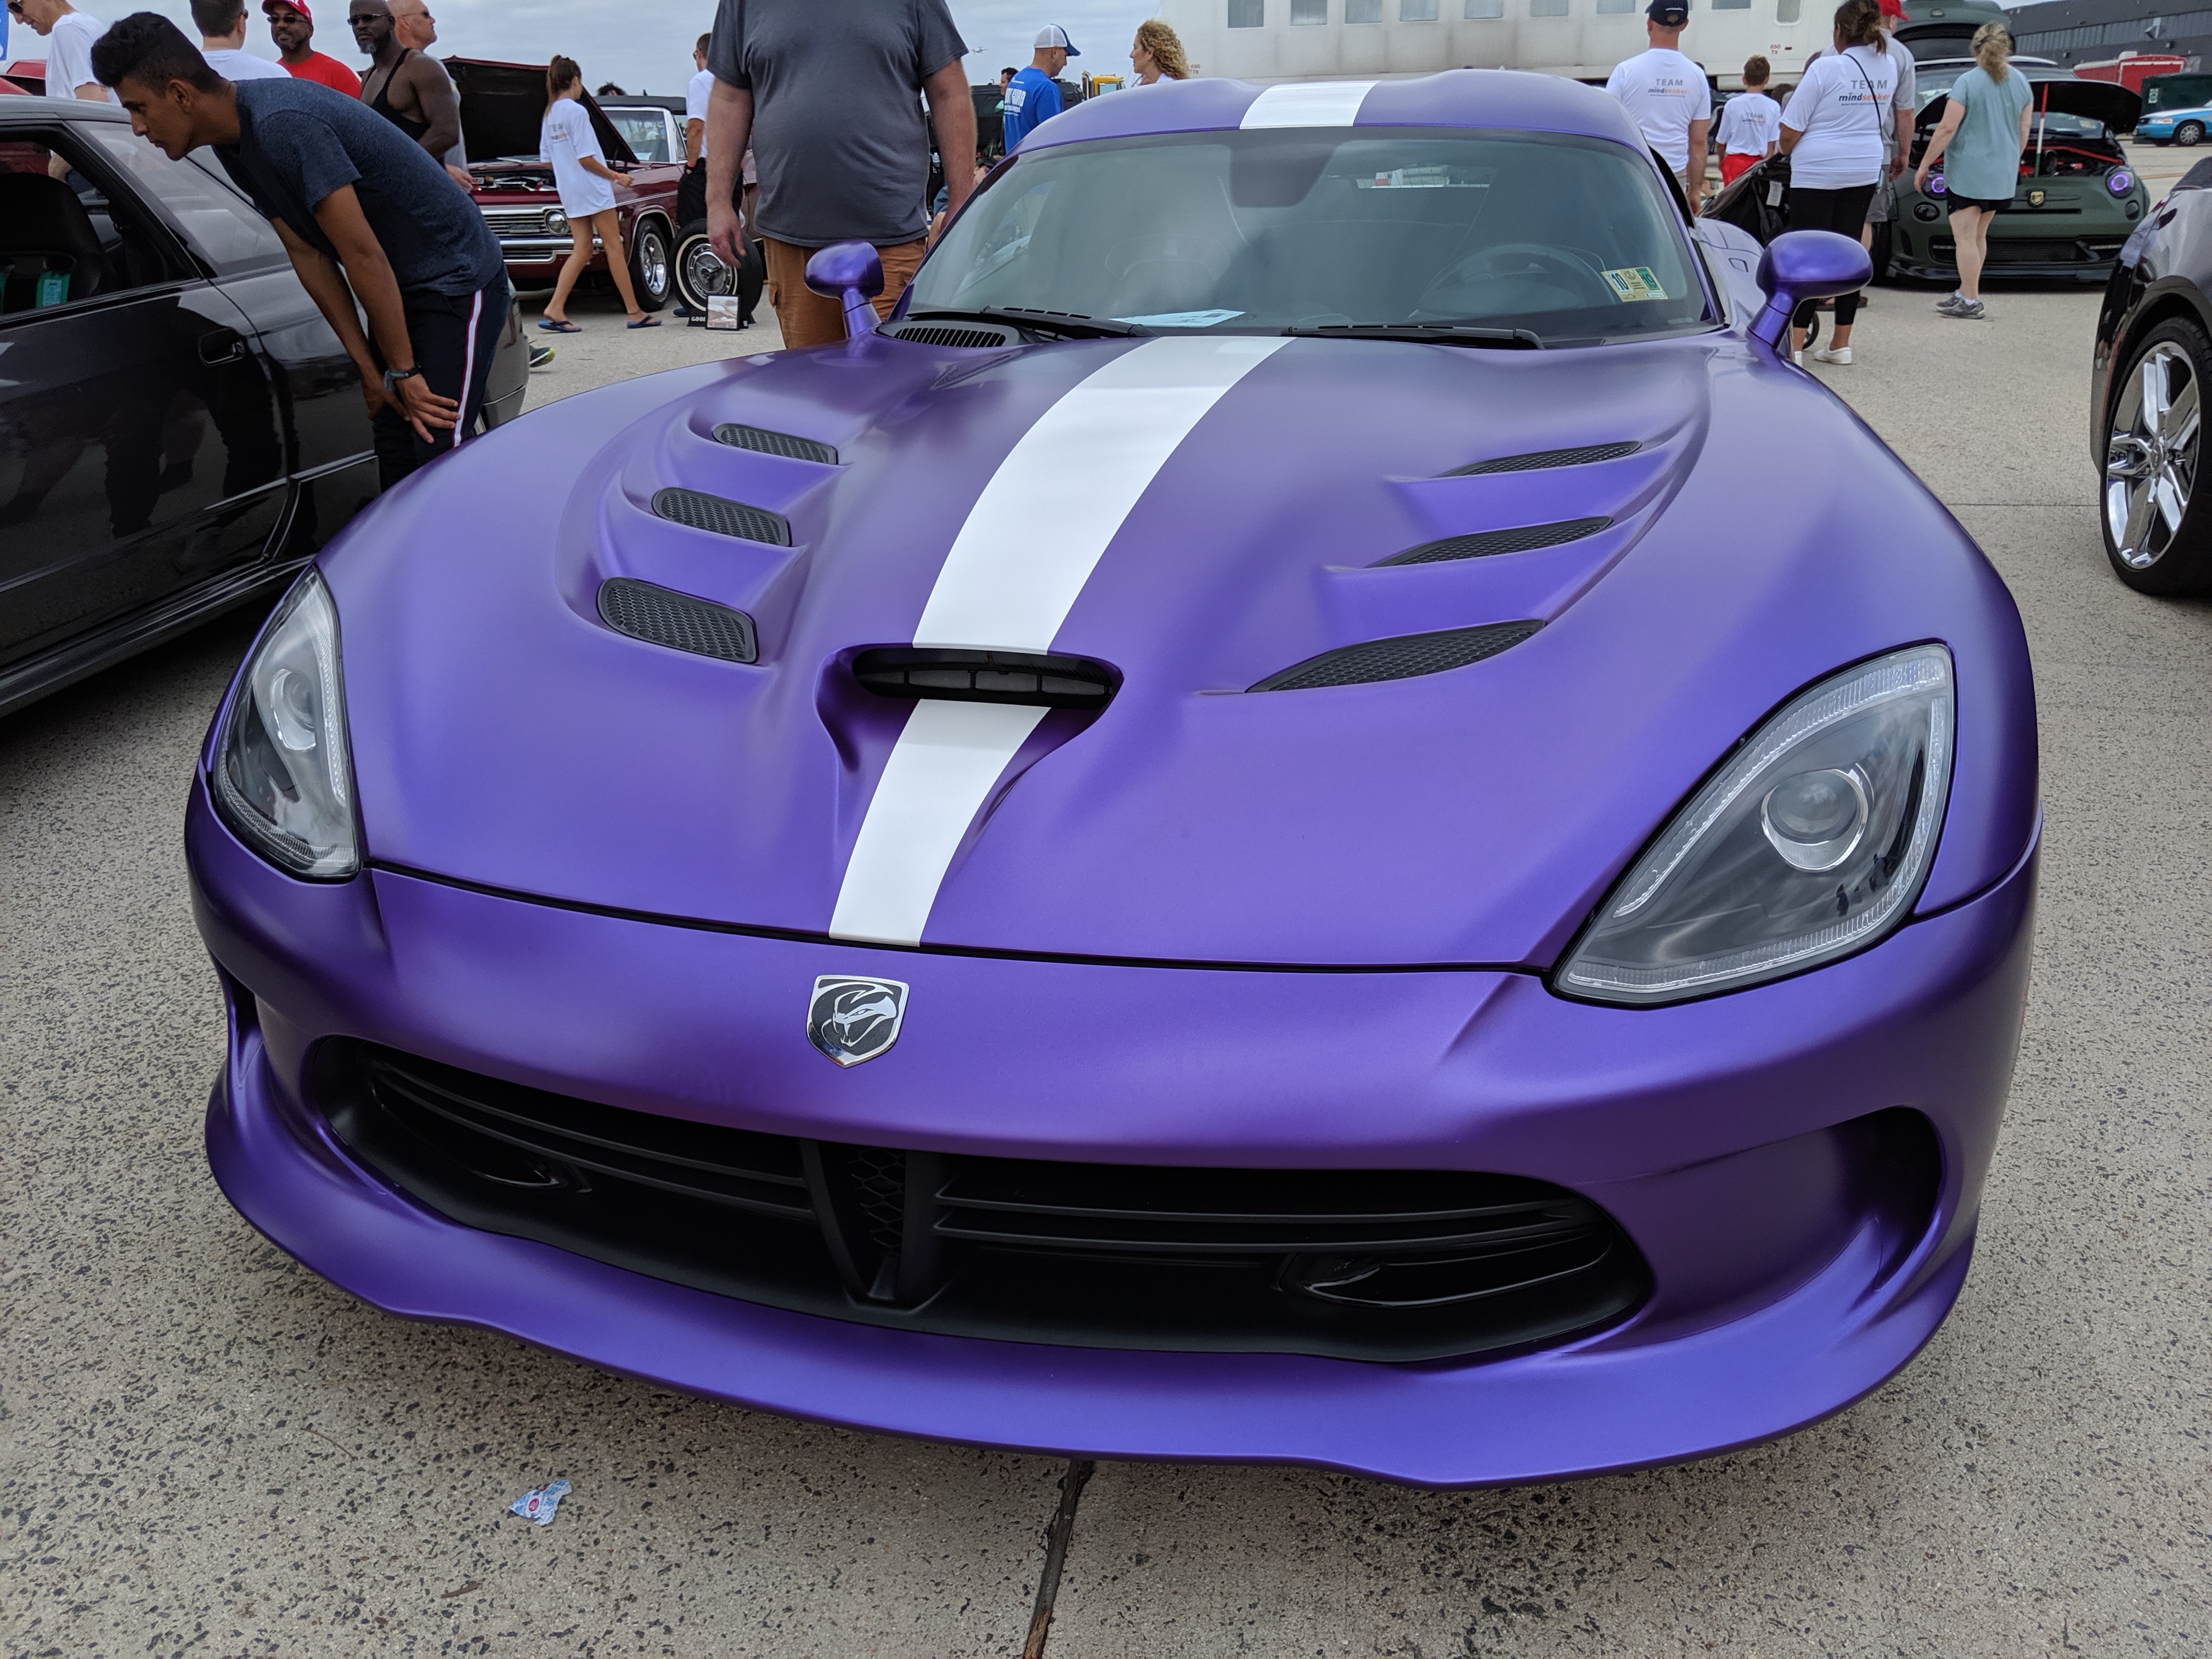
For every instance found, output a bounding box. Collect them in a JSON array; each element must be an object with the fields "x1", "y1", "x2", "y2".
[
  {"x1": 264, "y1": 0, "x2": 358, "y2": 95},
  {"x1": 1000, "y1": 26, "x2": 1076, "y2": 150},
  {"x1": 1605, "y1": 0, "x2": 1711, "y2": 208}
]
